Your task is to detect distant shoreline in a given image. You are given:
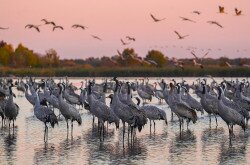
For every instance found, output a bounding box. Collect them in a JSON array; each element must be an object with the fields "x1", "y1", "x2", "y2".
[{"x1": 1, "y1": 66, "x2": 249, "y2": 77}]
